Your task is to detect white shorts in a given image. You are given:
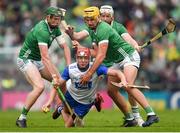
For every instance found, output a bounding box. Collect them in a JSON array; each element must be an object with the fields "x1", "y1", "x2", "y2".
[
  {"x1": 17, "y1": 58, "x2": 44, "y2": 72},
  {"x1": 111, "y1": 50, "x2": 141, "y2": 69}
]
